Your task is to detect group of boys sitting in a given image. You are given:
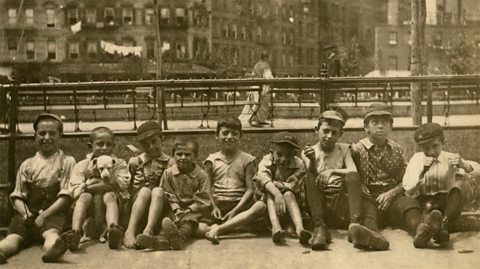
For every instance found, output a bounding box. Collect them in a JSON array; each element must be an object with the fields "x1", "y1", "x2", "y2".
[{"x1": 0, "y1": 102, "x2": 478, "y2": 264}]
